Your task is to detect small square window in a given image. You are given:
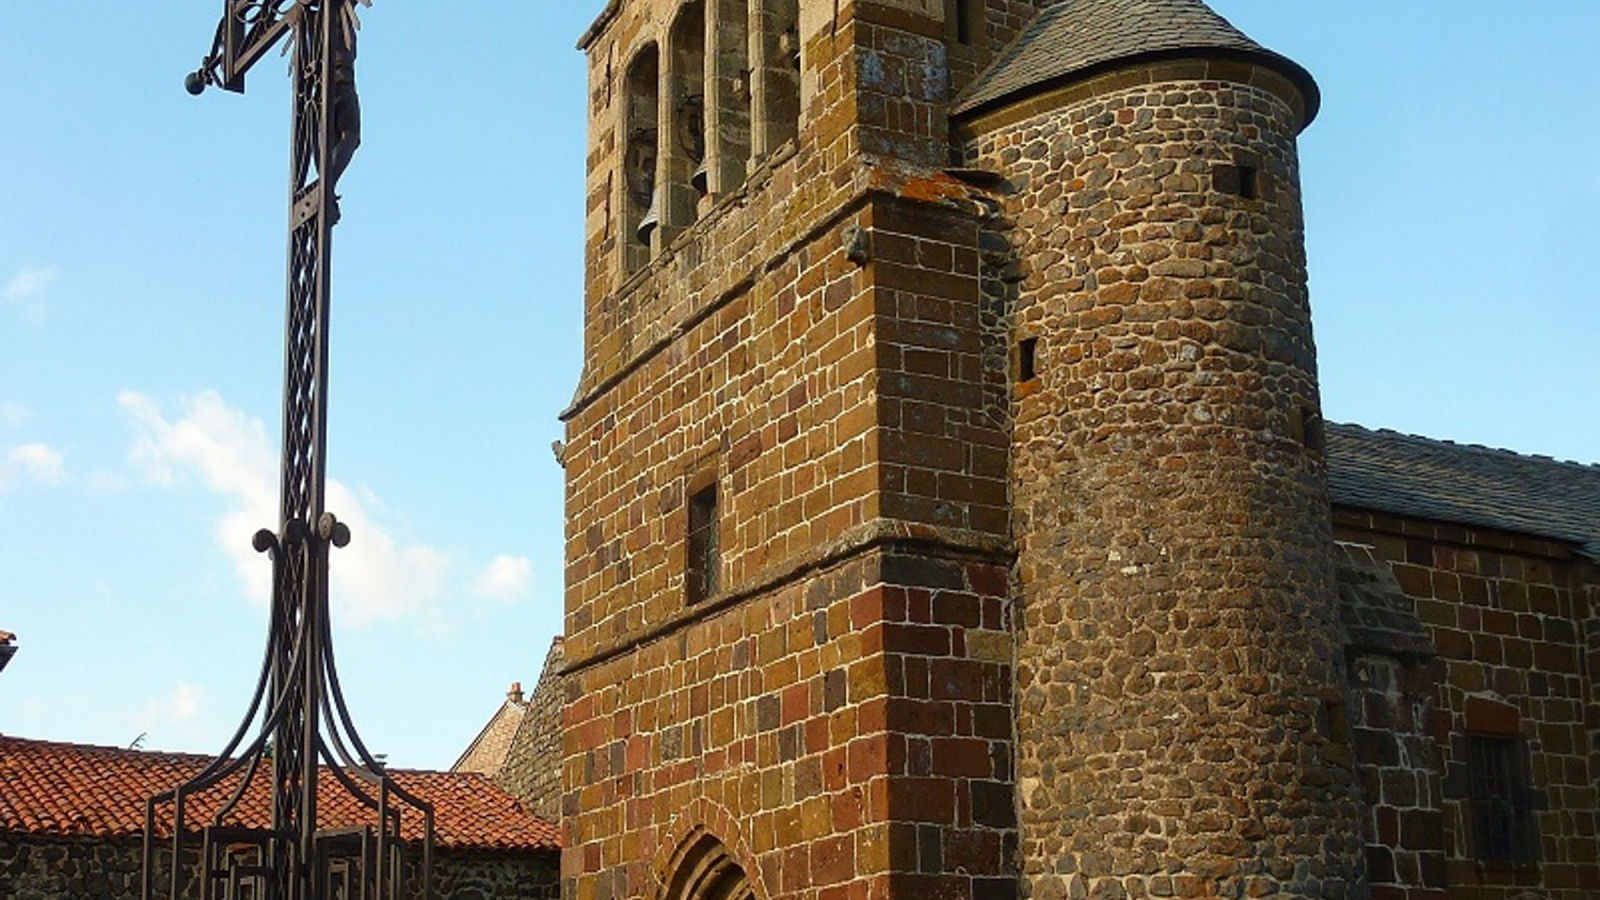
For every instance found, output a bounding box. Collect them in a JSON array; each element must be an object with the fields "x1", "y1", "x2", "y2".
[
  {"x1": 1214, "y1": 163, "x2": 1258, "y2": 200},
  {"x1": 687, "y1": 482, "x2": 720, "y2": 603}
]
